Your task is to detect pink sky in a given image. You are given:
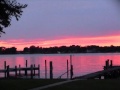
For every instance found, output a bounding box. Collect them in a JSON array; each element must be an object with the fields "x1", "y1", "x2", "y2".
[
  {"x1": 1, "y1": 35, "x2": 120, "y2": 51},
  {"x1": 0, "y1": 0, "x2": 120, "y2": 50}
]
